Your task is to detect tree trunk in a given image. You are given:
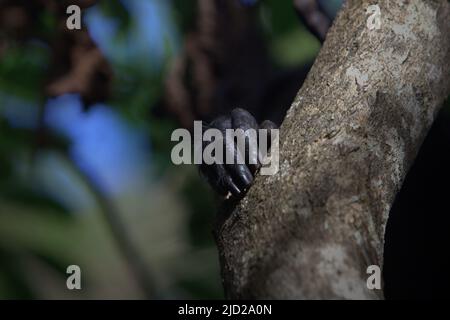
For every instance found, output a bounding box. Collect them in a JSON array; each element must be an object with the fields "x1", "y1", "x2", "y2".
[{"x1": 214, "y1": 0, "x2": 450, "y2": 299}]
